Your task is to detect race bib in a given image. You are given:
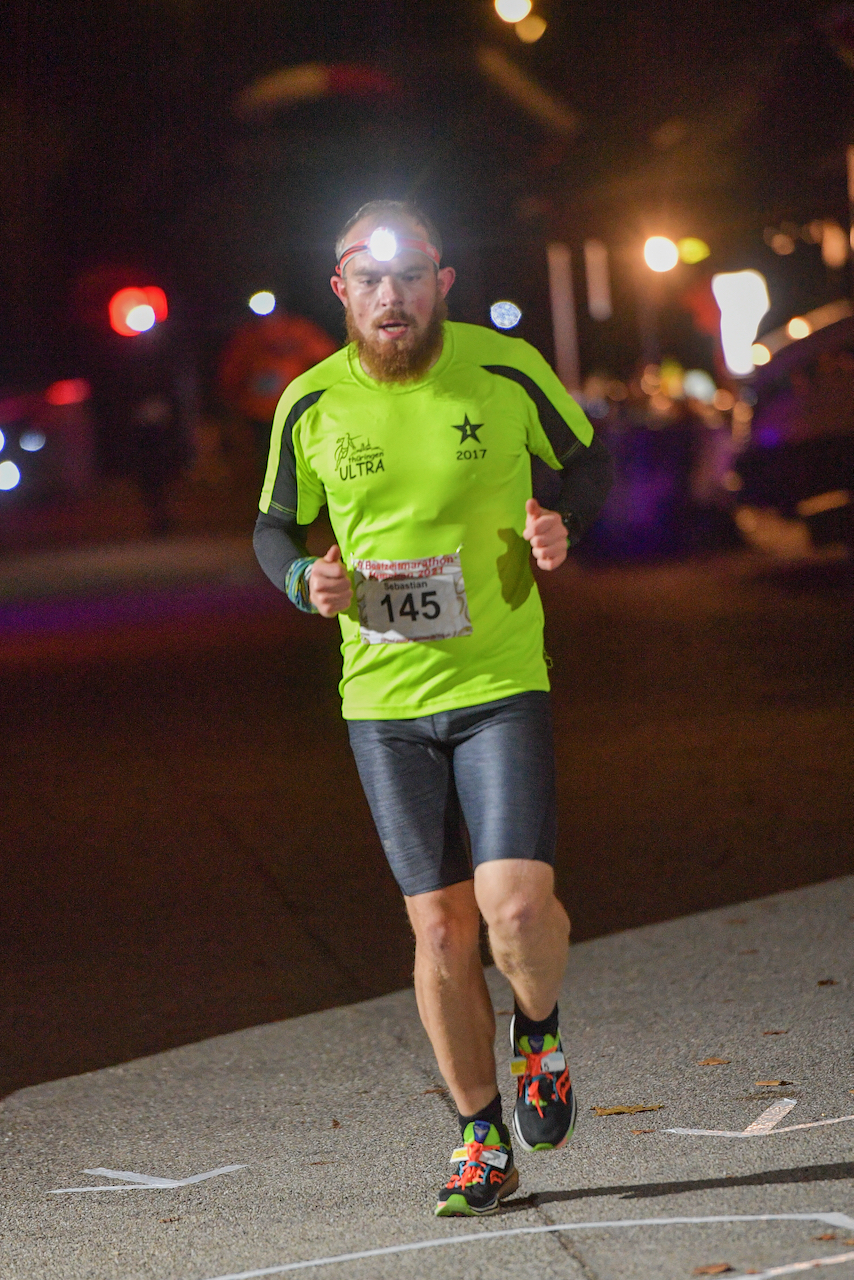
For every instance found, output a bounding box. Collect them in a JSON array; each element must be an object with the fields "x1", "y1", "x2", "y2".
[{"x1": 353, "y1": 553, "x2": 472, "y2": 645}]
